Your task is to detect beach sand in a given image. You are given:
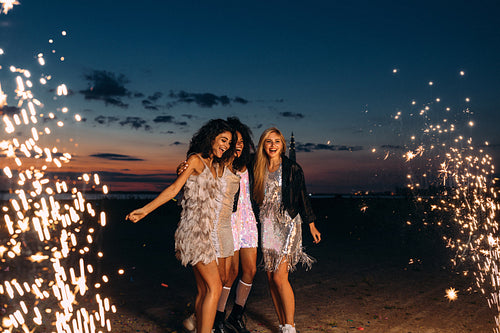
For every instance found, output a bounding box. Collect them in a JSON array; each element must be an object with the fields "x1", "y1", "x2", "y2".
[{"x1": 77, "y1": 198, "x2": 498, "y2": 332}]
